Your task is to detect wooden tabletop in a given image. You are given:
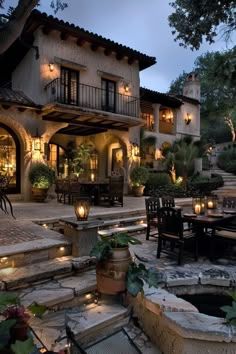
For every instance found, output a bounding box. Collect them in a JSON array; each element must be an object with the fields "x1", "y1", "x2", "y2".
[{"x1": 183, "y1": 212, "x2": 235, "y2": 227}]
